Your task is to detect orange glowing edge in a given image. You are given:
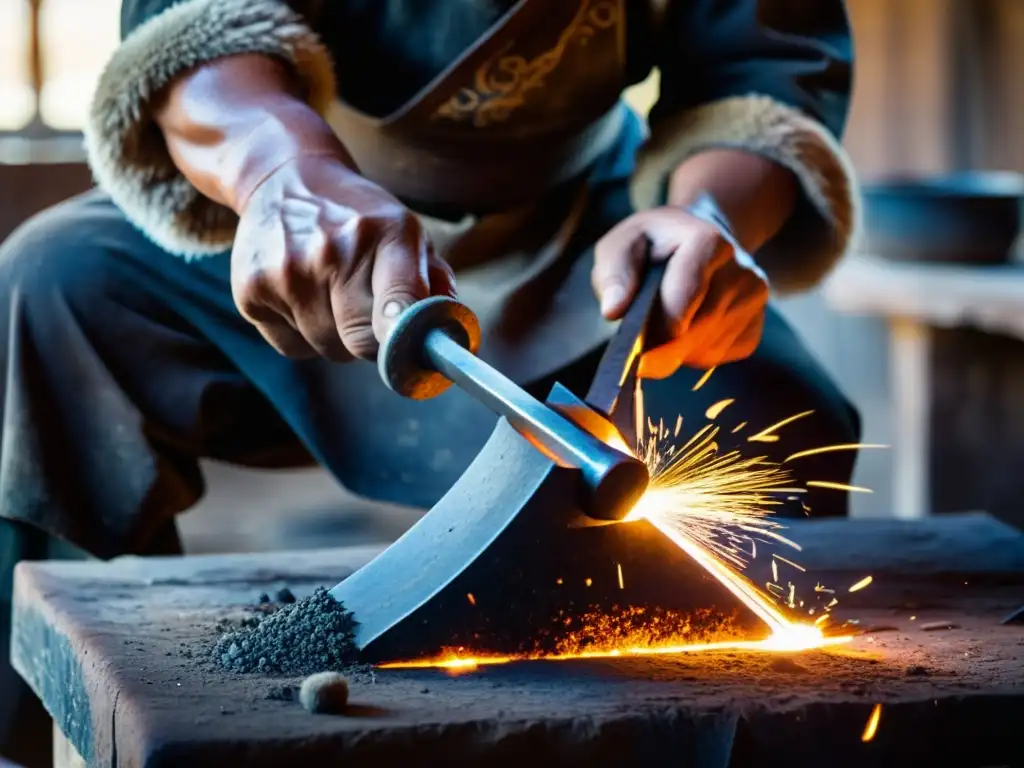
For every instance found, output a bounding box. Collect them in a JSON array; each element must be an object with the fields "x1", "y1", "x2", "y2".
[
  {"x1": 379, "y1": 469, "x2": 855, "y2": 673},
  {"x1": 379, "y1": 503, "x2": 854, "y2": 672},
  {"x1": 379, "y1": 635, "x2": 852, "y2": 672}
]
